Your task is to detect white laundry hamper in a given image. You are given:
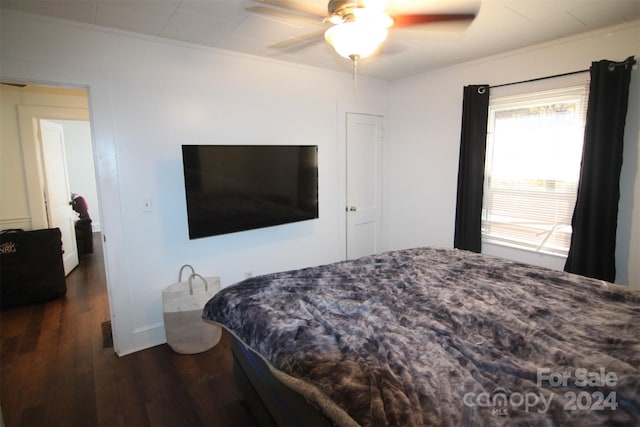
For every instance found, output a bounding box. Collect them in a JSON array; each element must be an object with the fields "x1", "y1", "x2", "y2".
[{"x1": 162, "y1": 265, "x2": 221, "y2": 354}]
